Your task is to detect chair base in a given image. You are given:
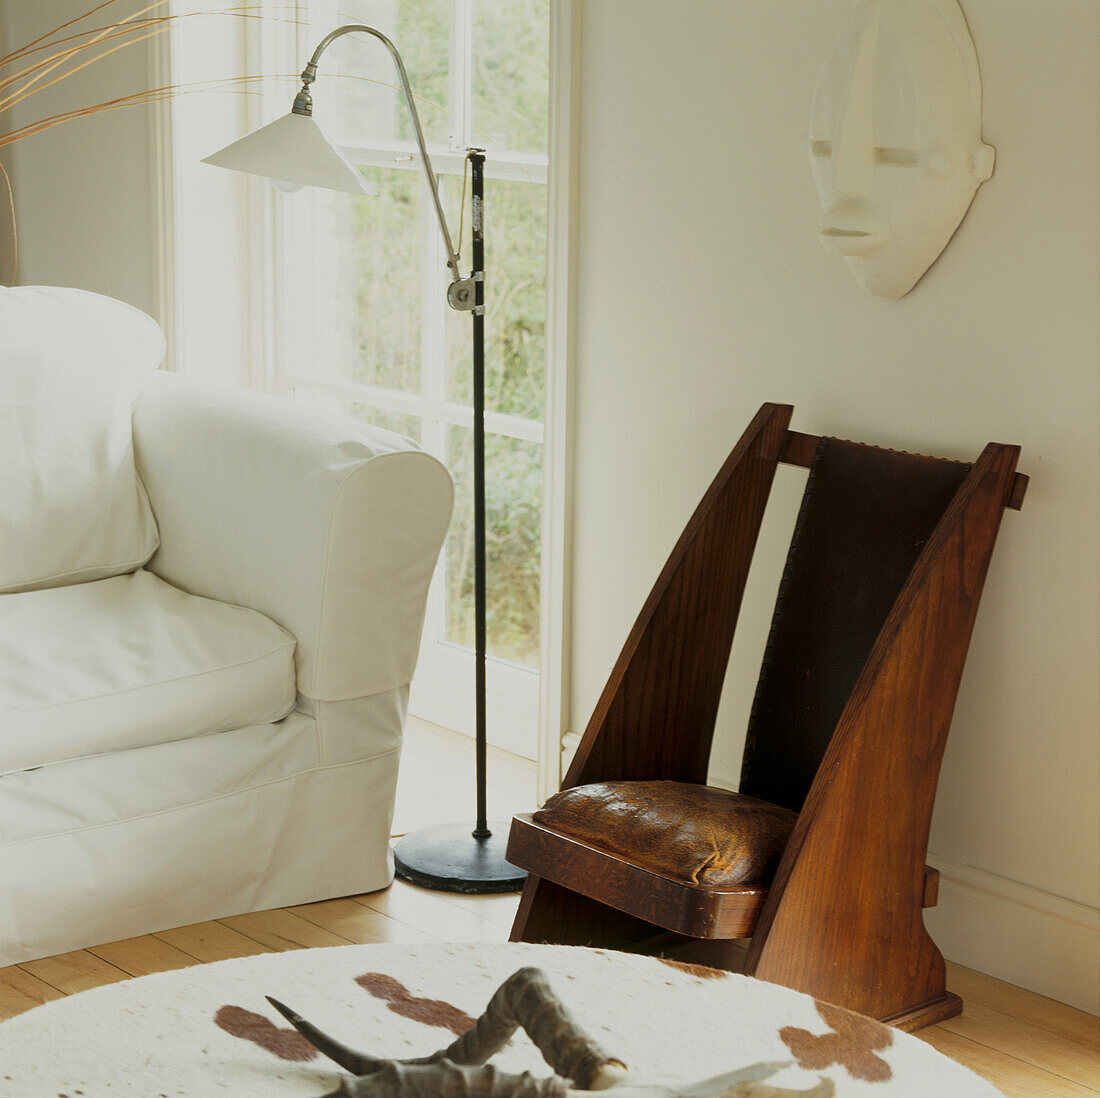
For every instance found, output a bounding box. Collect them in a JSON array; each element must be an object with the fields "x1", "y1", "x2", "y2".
[
  {"x1": 646, "y1": 937, "x2": 961, "y2": 1032},
  {"x1": 512, "y1": 876, "x2": 959, "y2": 1032},
  {"x1": 652, "y1": 936, "x2": 962, "y2": 1031},
  {"x1": 881, "y1": 991, "x2": 963, "y2": 1033}
]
